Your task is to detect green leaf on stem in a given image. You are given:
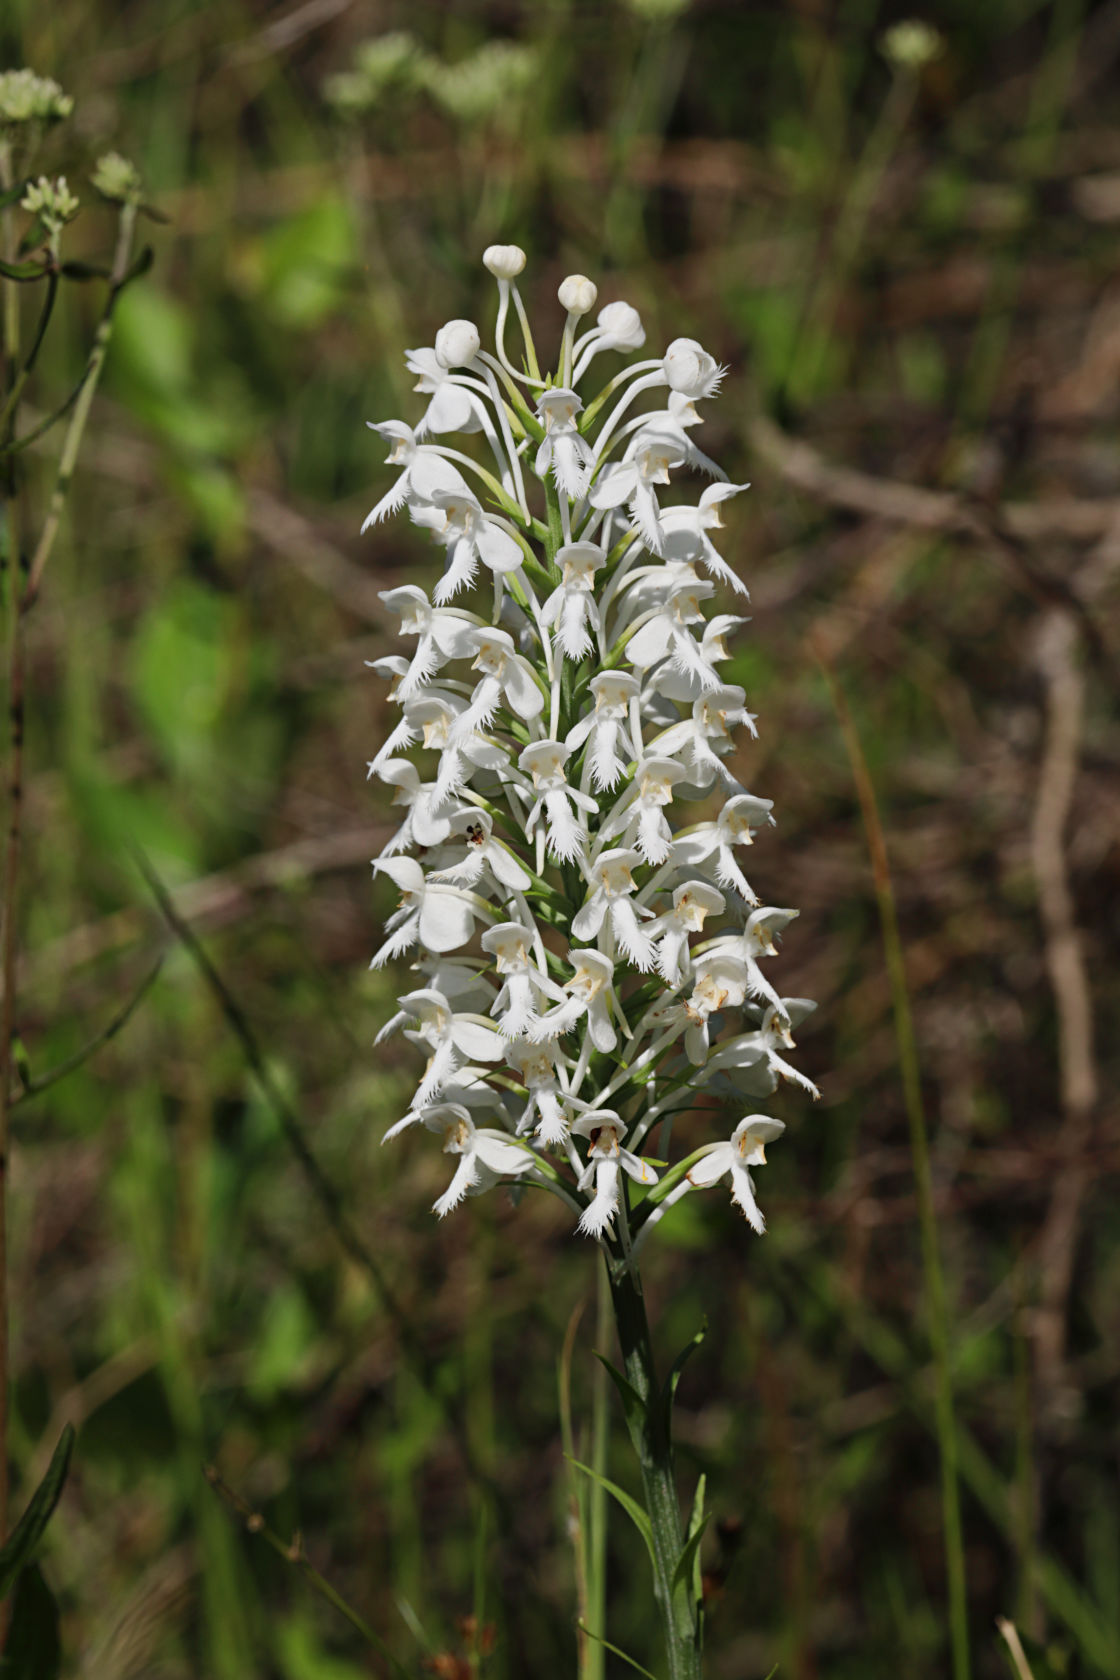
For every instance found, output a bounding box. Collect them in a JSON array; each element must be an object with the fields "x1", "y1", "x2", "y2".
[
  {"x1": 660, "y1": 1319, "x2": 707, "y2": 1439},
  {"x1": 687, "y1": 1474, "x2": 707, "y2": 1603},
  {"x1": 0, "y1": 1425, "x2": 75, "y2": 1601},
  {"x1": 593, "y1": 1350, "x2": 647, "y2": 1442},
  {"x1": 0, "y1": 257, "x2": 49, "y2": 283},
  {"x1": 565, "y1": 1455, "x2": 657, "y2": 1572},
  {"x1": 120, "y1": 245, "x2": 154, "y2": 287},
  {"x1": 60, "y1": 259, "x2": 112, "y2": 281},
  {"x1": 577, "y1": 1622, "x2": 665, "y2": 1680},
  {"x1": 672, "y1": 1473, "x2": 708, "y2": 1608},
  {"x1": 0, "y1": 1565, "x2": 61, "y2": 1679}
]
